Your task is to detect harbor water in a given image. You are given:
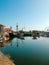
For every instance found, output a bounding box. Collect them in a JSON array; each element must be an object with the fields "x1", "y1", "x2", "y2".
[{"x1": 0, "y1": 37, "x2": 49, "y2": 65}]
